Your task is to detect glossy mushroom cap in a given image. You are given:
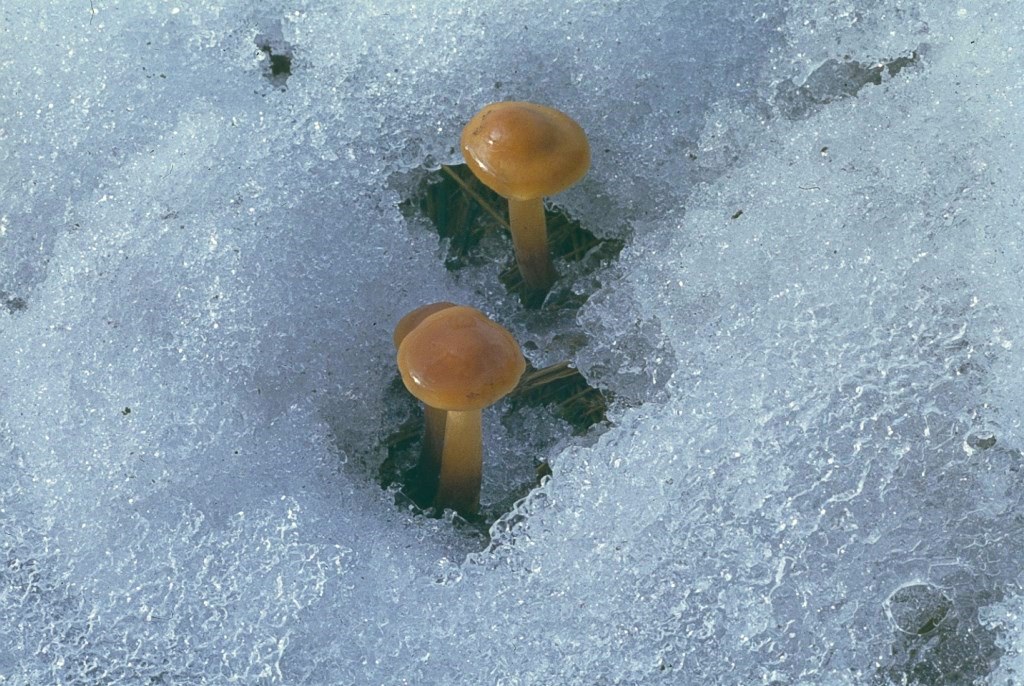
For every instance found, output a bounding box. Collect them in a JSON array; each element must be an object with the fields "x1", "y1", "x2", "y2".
[
  {"x1": 397, "y1": 306, "x2": 526, "y2": 412},
  {"x1": 392, "y1": 301, "x2": 456, "y2": 349},
  {"x1": 461, "y1": 101, "x2": 590, "y2": 201}
]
